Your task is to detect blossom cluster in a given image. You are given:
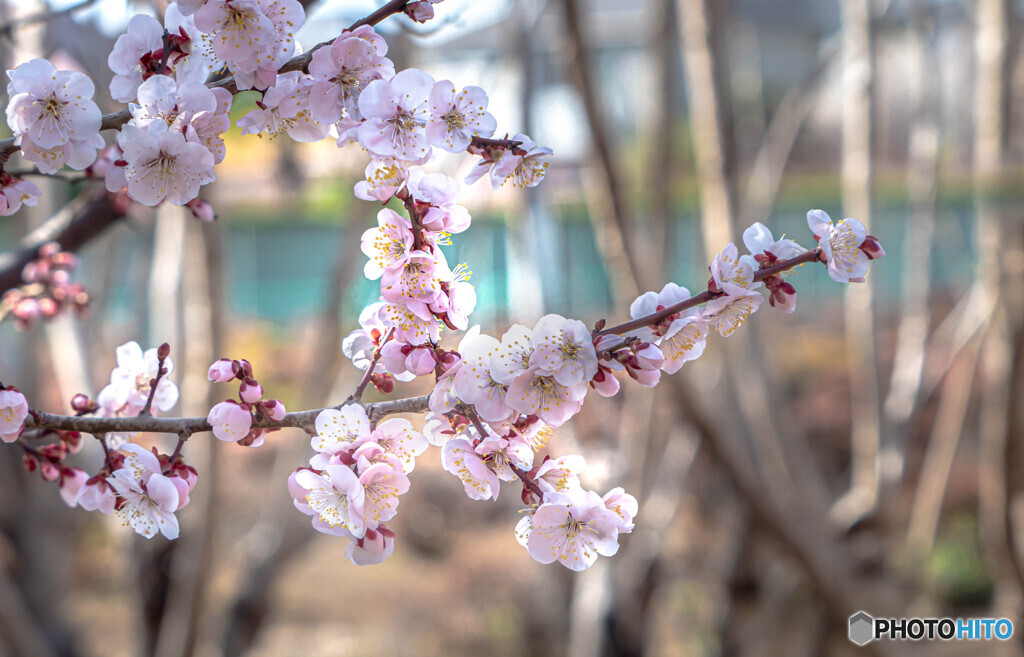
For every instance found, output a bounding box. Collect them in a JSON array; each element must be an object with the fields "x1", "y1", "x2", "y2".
[
  {"x1": 289, "y1": 404, "x2": 427, "y2": 565},
  {"x1": 207, "y1": 358, "x2": 287, "y2": 447},
  {"x1": 0, "y1": 0, "x2": 892, "y2": 576},
  {"x1": 1, "y1": 241, "x2": 89, "y2": 329},
  {"x1": 2, "y1": 344, "x2": 197, "y2": 539}
]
